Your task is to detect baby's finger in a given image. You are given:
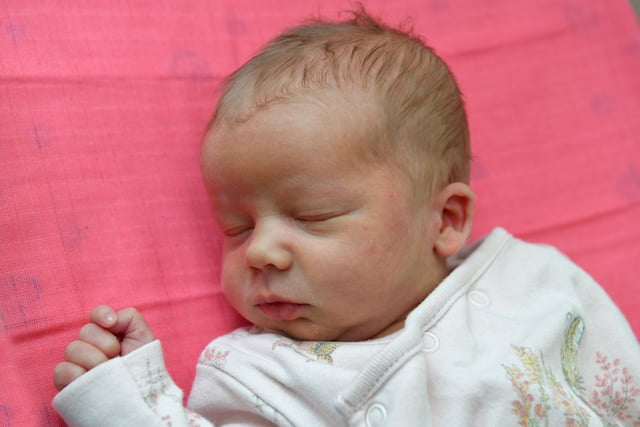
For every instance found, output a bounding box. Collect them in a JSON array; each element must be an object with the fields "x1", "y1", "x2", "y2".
[
  {"x1": 78, "y1": 323, "x2": 121, "y2": 358},
  {"x1": 89, "y1": 305, "x2": 118, "y2": 329},
  {"x1": 64, "y1": 340, "x2": 109, "y2": 371},
  {"x1": 53, "y1": 361, "x2": 87, "y2": 391},
  {"x1": 111, "y1": 307, "x2": 156, "y2": 355}
]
